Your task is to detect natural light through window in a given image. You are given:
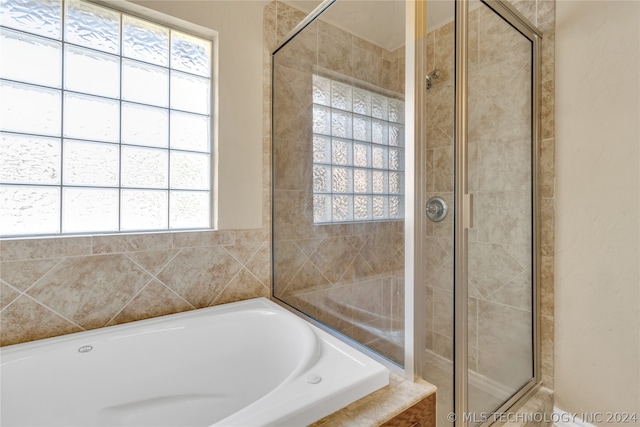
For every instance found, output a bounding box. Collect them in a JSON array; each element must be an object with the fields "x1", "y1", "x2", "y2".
[
  {"x1": 312, "y1": 75, "x2": 404, "y2": 223},
  {"x1": 0, "y1": 0, "x2": 213, "y2": 236}
]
